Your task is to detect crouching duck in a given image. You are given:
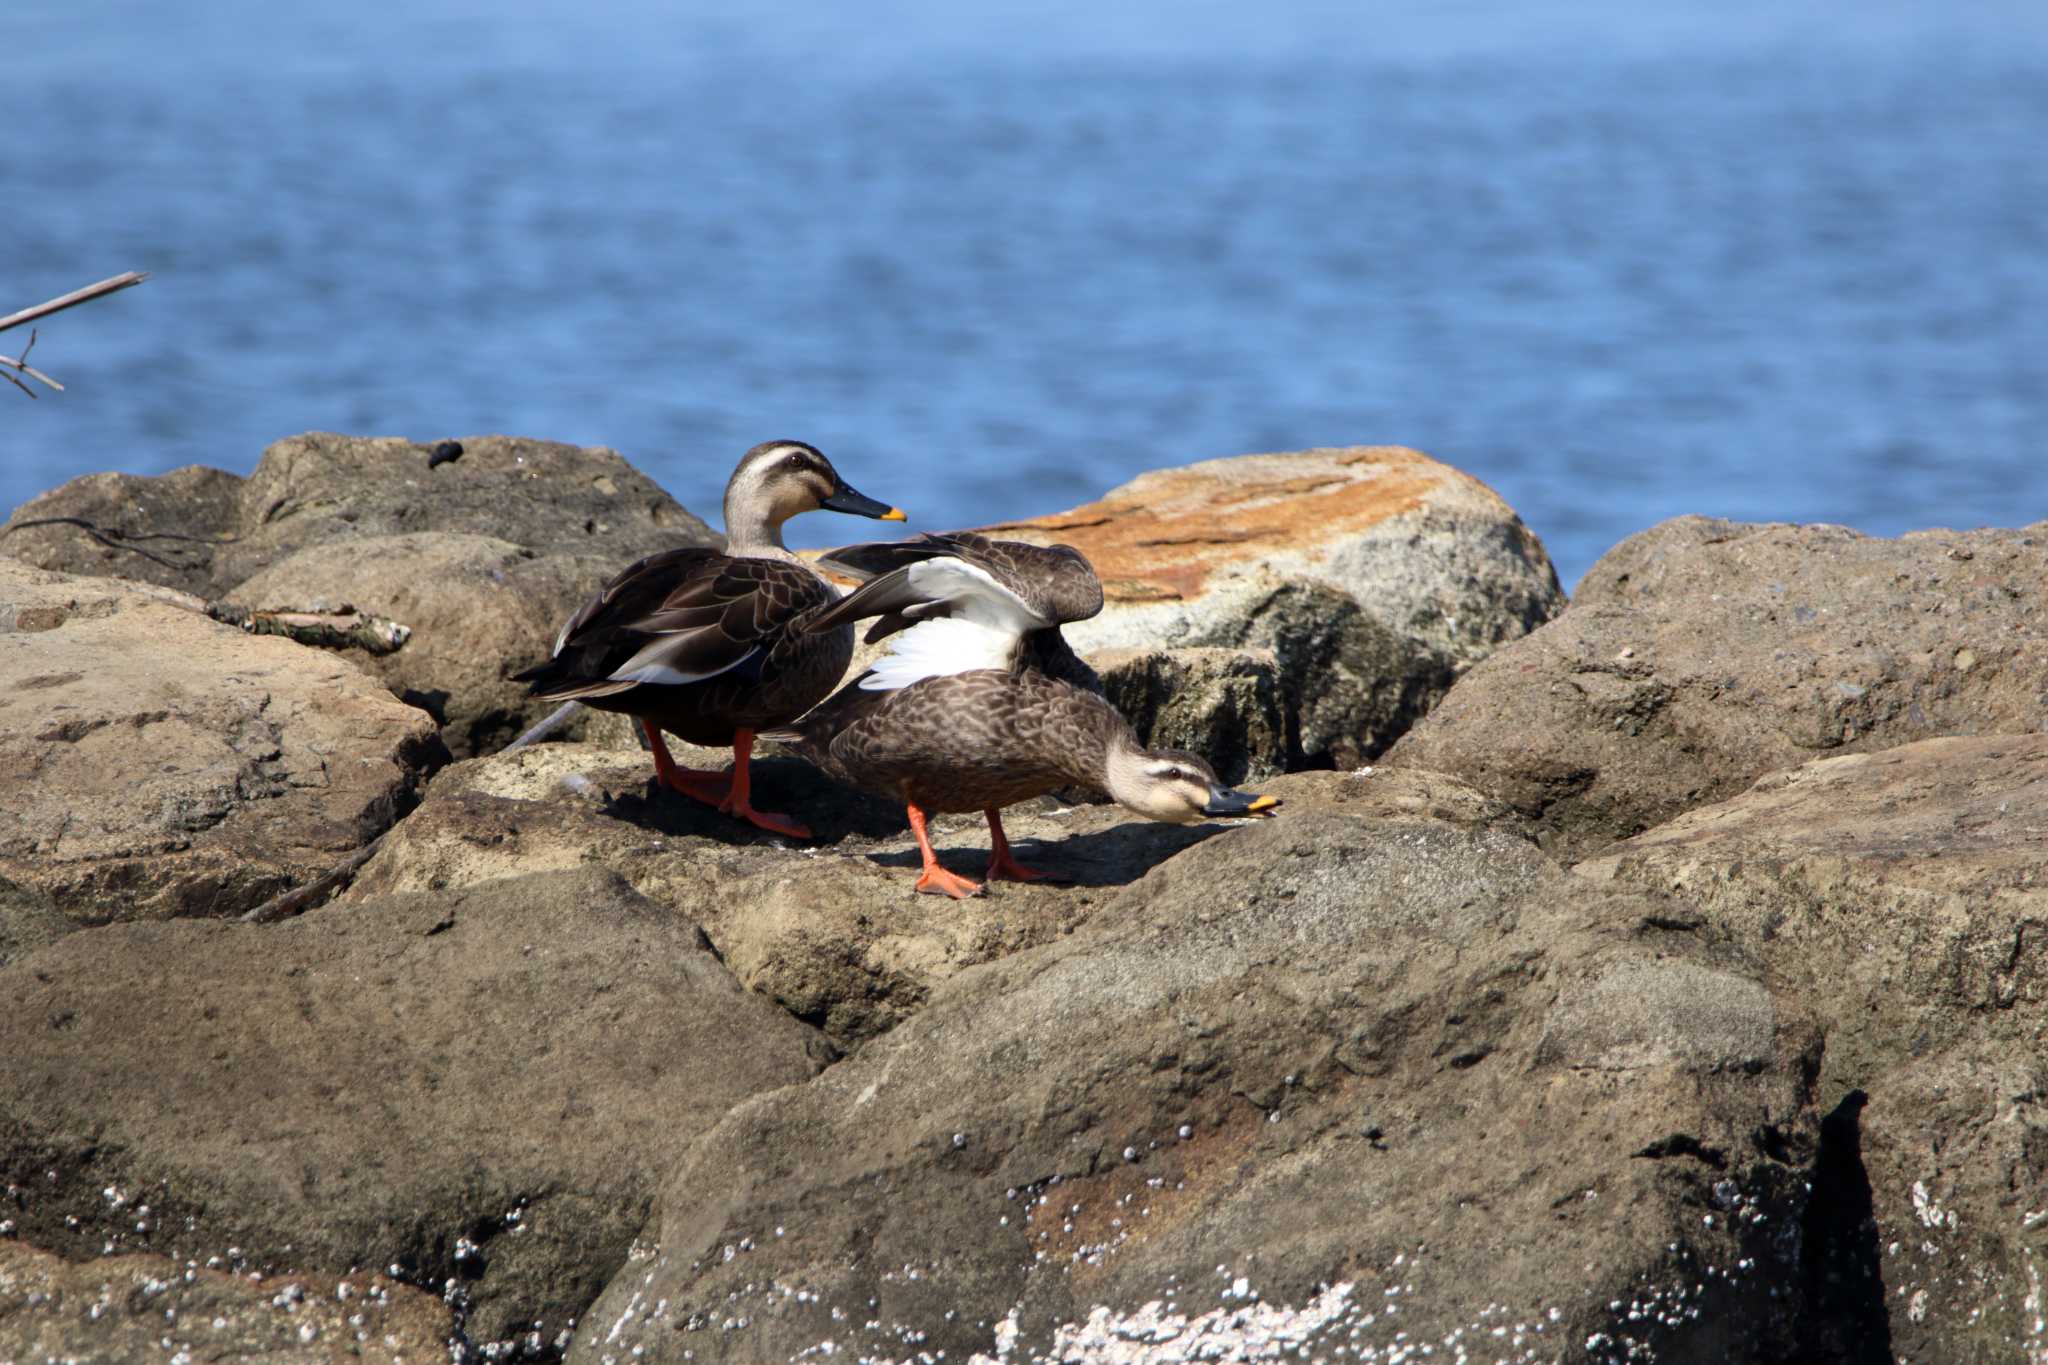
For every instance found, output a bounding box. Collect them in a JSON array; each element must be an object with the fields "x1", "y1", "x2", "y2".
[
  {"x1": 762, "y1": 532, "x2": 1279, "y2": 896},
  {"x1": 515, "y1": 440, "x2": 904, "y2": 839}
]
